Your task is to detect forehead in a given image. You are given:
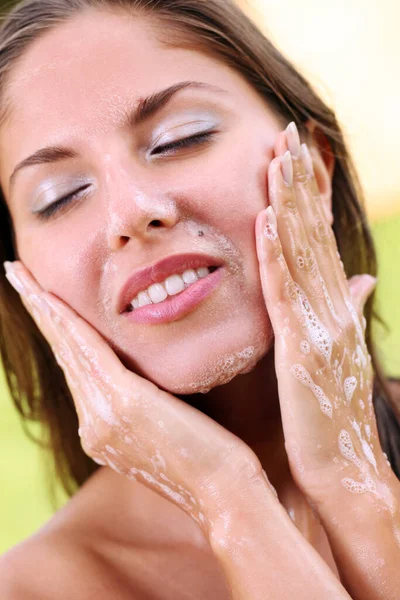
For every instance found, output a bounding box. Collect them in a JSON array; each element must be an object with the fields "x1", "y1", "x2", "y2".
[{"x1": 1, "y1": 9, "x2": 253, "y2": 141}]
